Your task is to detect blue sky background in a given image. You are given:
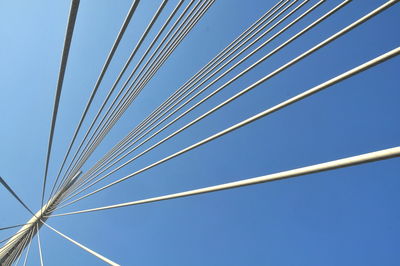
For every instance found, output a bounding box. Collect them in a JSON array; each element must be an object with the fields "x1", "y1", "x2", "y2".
[{"x1": 0, "y1": 0, "x2": 399, "y2": 265}]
